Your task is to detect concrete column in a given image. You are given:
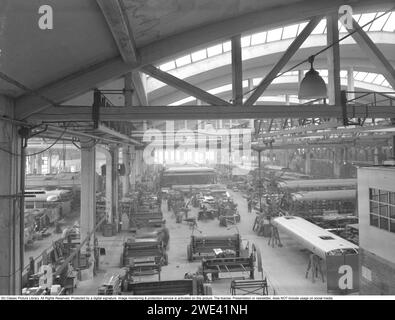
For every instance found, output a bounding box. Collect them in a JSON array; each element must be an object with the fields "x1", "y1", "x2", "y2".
[
  {"x1": 48, "y1": 151, "x2": 52, "y2": 174},
  {"x1": 0, "y1": 96, "x2": 23, "y2": 295},
  {"x1": 326, "y1": 14, "x2": 341, "y2": 106},
  {"x1": 347, "y1": 67, "x2": 355, "y2": 101},
  {"x1": 333, "y1": 148, "x2": 342, "y2": 178},
  {"x1": 122, "y1": 146, "x2": 130, "y2": 197},
  {"x1": 374, "y1": 147, "x2": 380, "y2": 165},
  {"x1": 129, "y1": 146, "x2": 136, "y2": 191},
  {"x1": 283, "y1": 150, "x2": 289, "y2": 168},
  {"x1": 110, "y1": 146, "x2": 119, "y2": 232},
  {"x1": 305, "y1": 149, "x2": 311, "y2": 175},
  {"x1": 103, "y1": 149, "x2": 113, "y2": 224},
  {"x1": 392, "y1": 136, "x2": 395, "y2": 158},
  {"x1": 80, "y1": 140, "x2": 96, "y2": 253},
  {"x1": 36, "y1": 154, "x2": 42, "y2": 175}
]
